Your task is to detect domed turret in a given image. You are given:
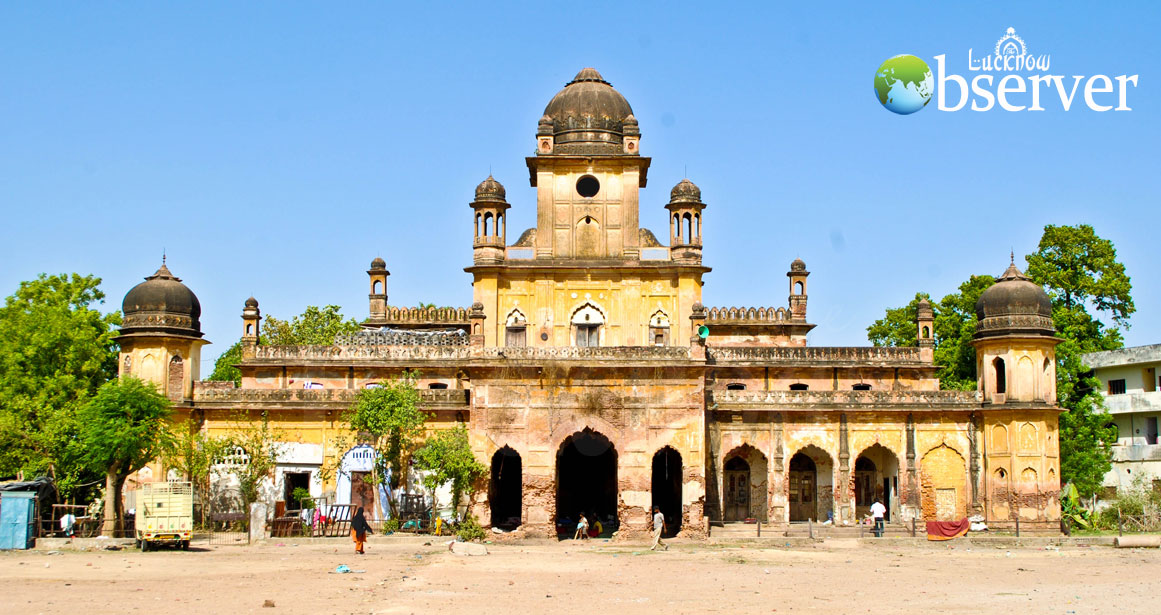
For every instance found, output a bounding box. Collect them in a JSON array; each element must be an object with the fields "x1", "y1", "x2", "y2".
[
  {"x1": 974, "y1": 259, "x2": 1055, "y2": 339},
  {"x1": 120, "y1": 261, "x2": 202, "y2": 339},
  {"x1": 370, "y1": 257, "x2": 386, "y2": 271},
  {"x1": 474, "y1": 175, "x2": 507, "y2": 202},
  {"x1": 670, "y1": 178, "x2": 702, "y2": 203},
  {"x1": 244, "y1": 296, "x2": 259, "y2": 309},
  {"x1": 790, "y1": 258, "x2": 807, "y2": 273},
  {"x1": 541, "y1": 68, "x2": 636, "y2": 155}
]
